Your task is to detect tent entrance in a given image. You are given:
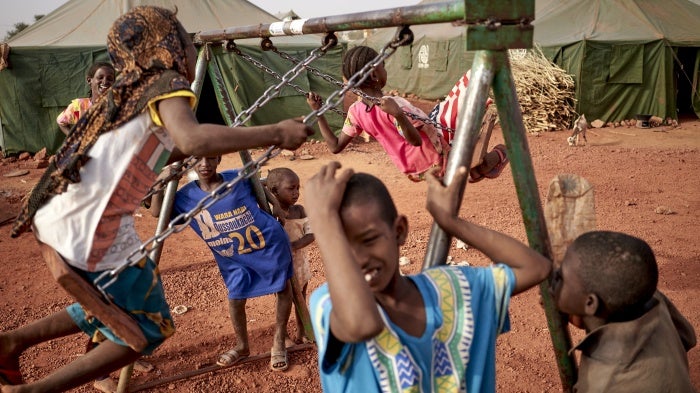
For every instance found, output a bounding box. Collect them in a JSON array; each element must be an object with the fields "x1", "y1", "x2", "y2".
[{"x1": 674, "y1": 47, "x2": 700, "y2": 117}]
